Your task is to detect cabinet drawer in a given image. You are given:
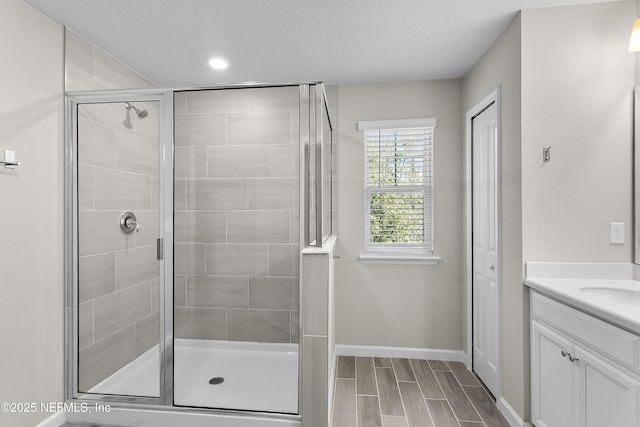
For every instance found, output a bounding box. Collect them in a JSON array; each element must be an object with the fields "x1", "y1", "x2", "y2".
[{"x1": 532, "y1": 292, "x2": 640, "y2": 373}]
